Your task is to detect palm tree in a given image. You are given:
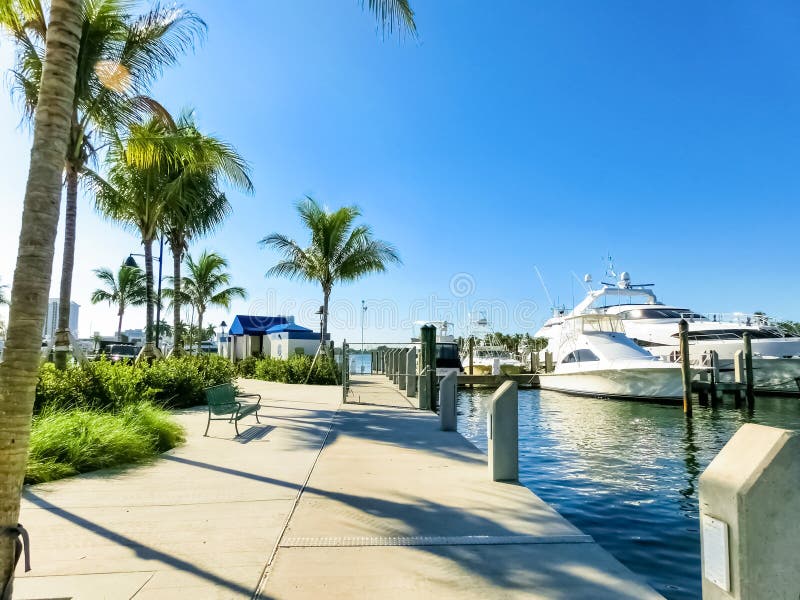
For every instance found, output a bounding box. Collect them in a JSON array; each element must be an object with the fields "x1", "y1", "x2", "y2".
[
  {"x1": 0, "y1": 277, "x2": 8, "y2": 305},
  {"x1": 260, "y1": 197, "x2": 400, "y2": 339},
  {"x1": 161, "y1": 112, "x2": 252, "y2": 355},
  {"x1": 90, "y1": 265, "x2": 146, "y2": 340},
  {"x1": 92, "y1": 114, "x2": 251, "y2": 359},
  {"x1": 166, "y1": 251, "x2": 246, "y2": 347},
  {"x1": 0, "y1": 0, "x2": 205, "y2": 369},
  {"x1": 0, "y1": 0, "x2": 83, "y2": 590},
  {"x1": 364, "y1": 0, "x2": 416, "y2": 36}
]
